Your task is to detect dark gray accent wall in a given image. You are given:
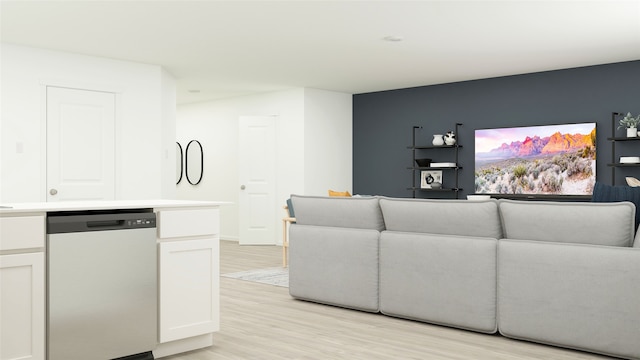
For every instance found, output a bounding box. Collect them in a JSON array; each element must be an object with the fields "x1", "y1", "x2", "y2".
[{"x1": 353, "y1": 60, "x2": 640, "y2": 198}]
